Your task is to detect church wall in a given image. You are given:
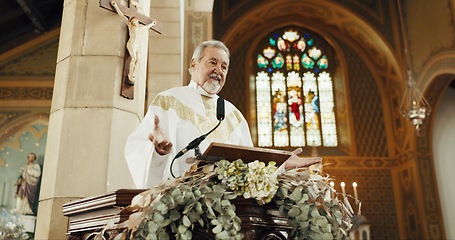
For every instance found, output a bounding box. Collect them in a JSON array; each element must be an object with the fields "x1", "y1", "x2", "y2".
[
  {"x1": 433, "y1": 87, "x2": 455, "y2": 240},
  {"x1": 147, "y1": 0, "x2": 183, "y2": 107},
  {"x1": 344, "y1": 47, "x2": 388, "y2": 157},
  {"x1": 0, "y1": 30, "x2": 56, "y2": 217}
]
